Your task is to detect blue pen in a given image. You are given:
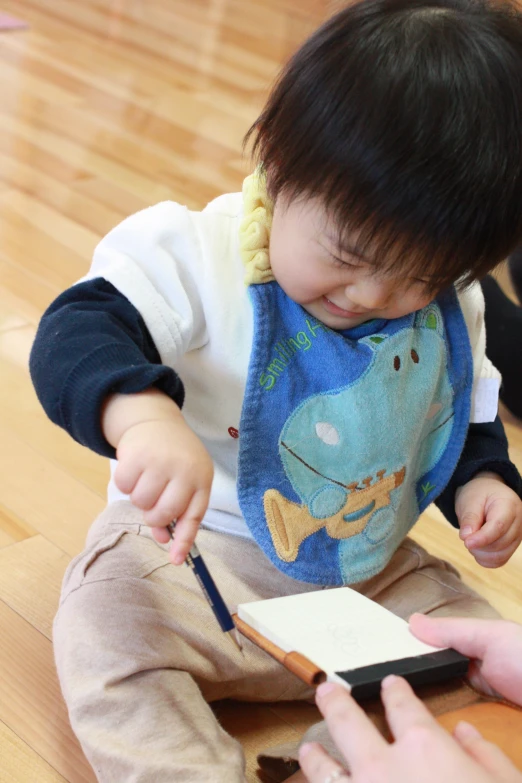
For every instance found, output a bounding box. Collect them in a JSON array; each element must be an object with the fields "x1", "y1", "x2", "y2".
[{"x1": 168, "y1": 523, "x2": 243, "y2": 653}]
